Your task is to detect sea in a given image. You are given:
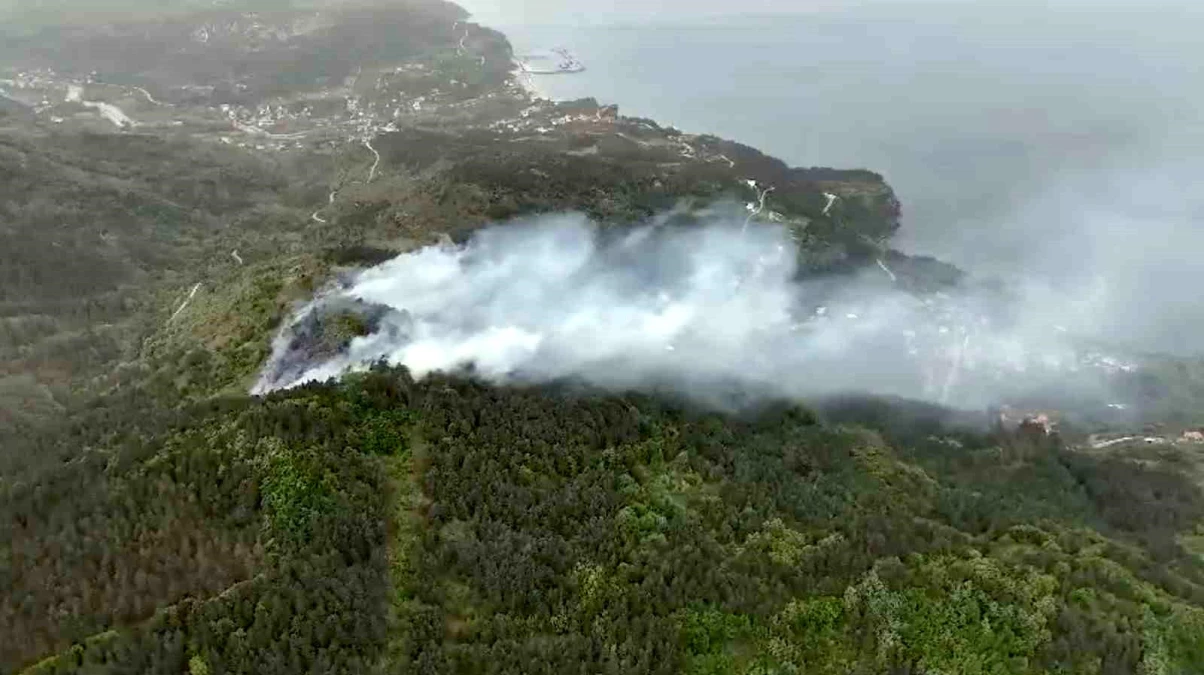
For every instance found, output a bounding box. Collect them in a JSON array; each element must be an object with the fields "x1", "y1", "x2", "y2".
[{"x1": 459, "y1": 0, "x2": 1204, "y2": 355}]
